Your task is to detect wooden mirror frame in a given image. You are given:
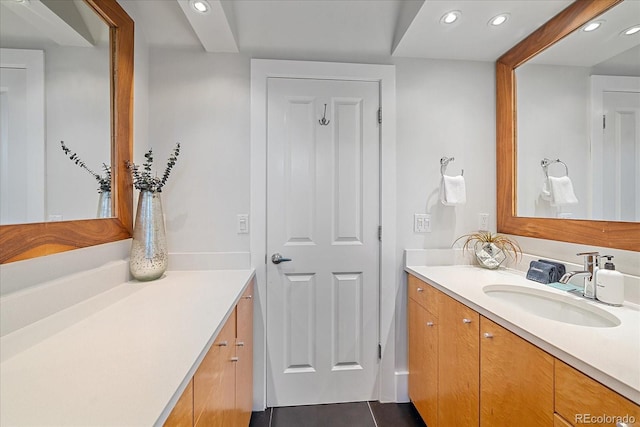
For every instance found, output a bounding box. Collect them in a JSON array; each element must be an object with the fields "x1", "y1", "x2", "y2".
[
  {"x1": 496, "y1": 0, "x2": 639, "y2": 252},
  {"x1": 0, "y1": 0, "x2": 134, "y2": 264}
]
